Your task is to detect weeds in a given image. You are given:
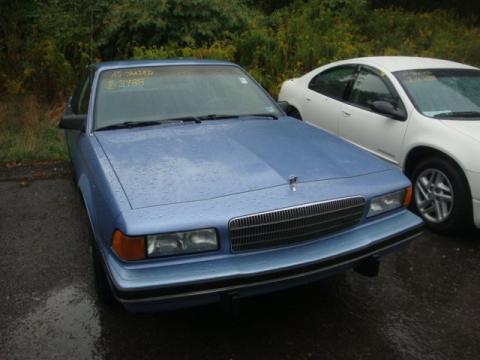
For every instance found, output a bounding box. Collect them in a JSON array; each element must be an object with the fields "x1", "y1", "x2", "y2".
[{"x1": 0, "y1": 97, "x2": 67, "y2": 164}]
